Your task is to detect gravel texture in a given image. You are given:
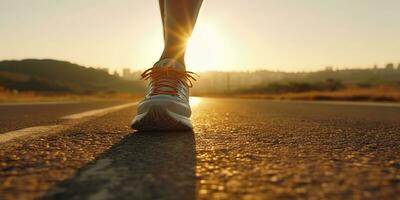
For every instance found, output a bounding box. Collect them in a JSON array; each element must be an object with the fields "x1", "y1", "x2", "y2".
[{"x1": 1, "y1": 98, "x2": 400, "y2": 200}]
